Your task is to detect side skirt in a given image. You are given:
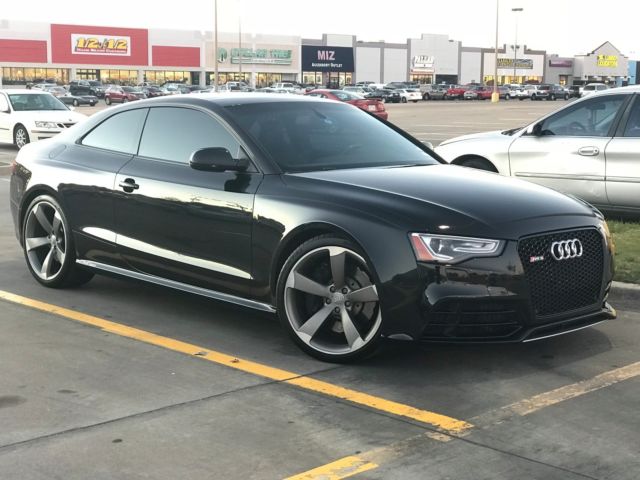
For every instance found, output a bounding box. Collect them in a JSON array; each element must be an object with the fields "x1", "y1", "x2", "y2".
[{"x1": 76, "y1": 259, "x2": 276, "y2": 313}]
